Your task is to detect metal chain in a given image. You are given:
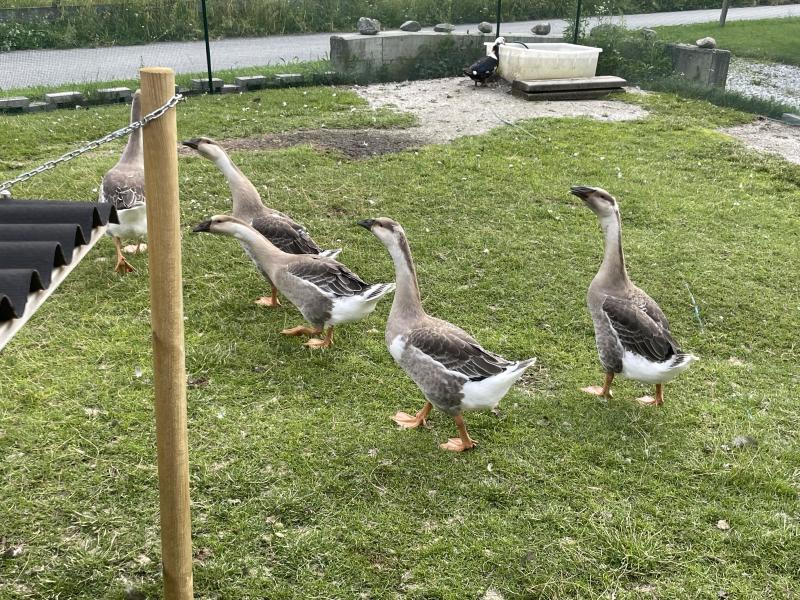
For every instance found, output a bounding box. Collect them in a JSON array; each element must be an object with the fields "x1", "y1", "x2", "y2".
[{"x1": 0, "y1": 93, "x2": 184, "y2": 193}]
